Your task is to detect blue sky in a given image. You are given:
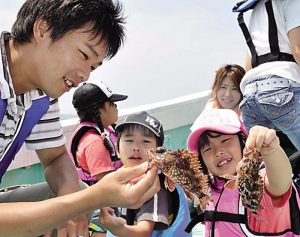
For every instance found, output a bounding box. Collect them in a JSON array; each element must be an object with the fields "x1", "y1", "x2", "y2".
[{"x1": 0, "y1": 0, "x2": 247, "y2": 116}]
